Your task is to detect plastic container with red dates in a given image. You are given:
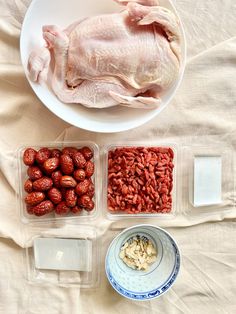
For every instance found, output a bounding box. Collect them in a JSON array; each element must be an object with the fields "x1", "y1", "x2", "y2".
[
  {"x1": 16, "y1": 141, "x2": 99, "y2": 223},
  {"x1": 102, "y1": 142, "x2": 178, "y2": 220}
]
